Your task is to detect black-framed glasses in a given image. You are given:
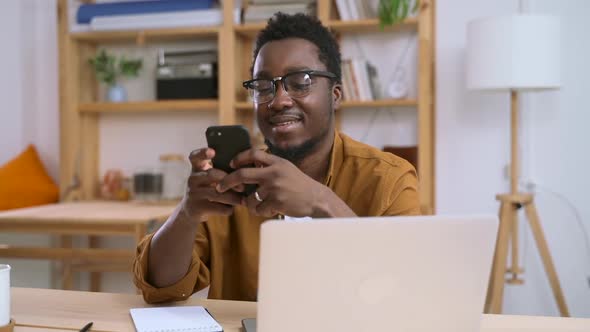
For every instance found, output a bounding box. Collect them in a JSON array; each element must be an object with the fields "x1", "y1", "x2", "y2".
[{"x1": 242, "y1": 70, "x2": 337, "y2": 104}]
